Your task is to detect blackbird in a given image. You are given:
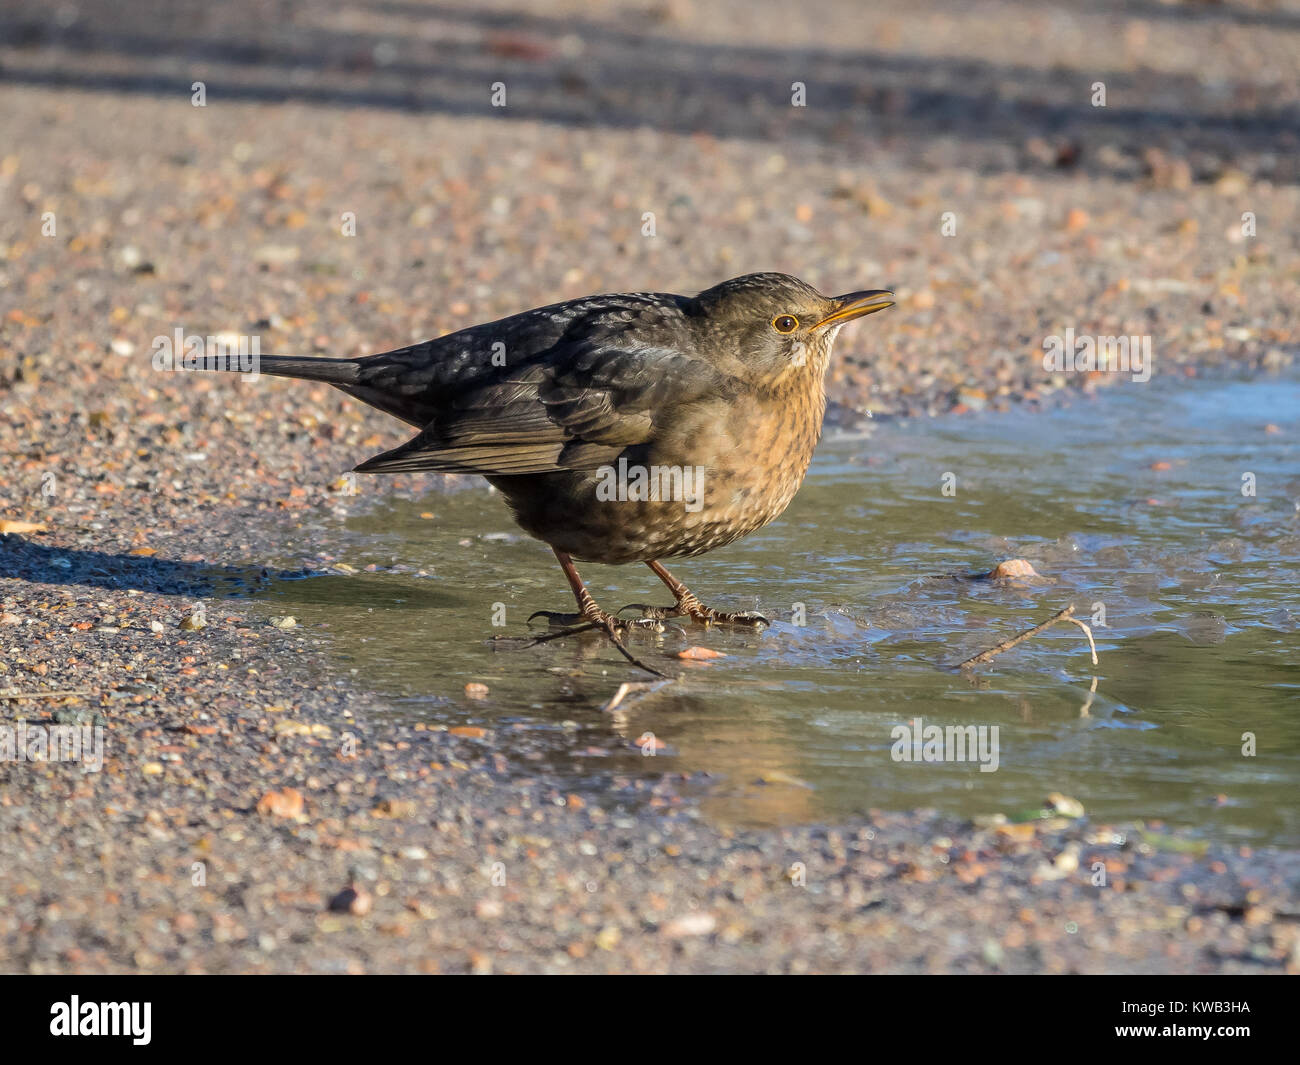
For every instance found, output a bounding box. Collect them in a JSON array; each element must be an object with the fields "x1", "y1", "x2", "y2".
[{"x1": 204, "y1": 273, "x2": 892, "y2": 672}]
